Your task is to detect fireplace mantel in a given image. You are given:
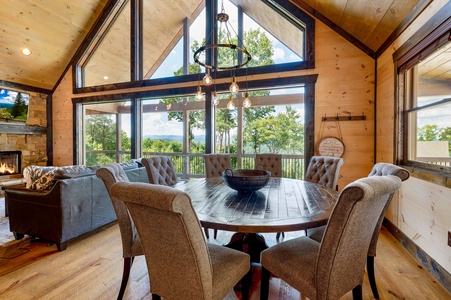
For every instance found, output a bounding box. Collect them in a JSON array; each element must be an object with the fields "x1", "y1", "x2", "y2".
[{"x1": 0, "y1": 123, "x2": 46, "y2": 134}]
